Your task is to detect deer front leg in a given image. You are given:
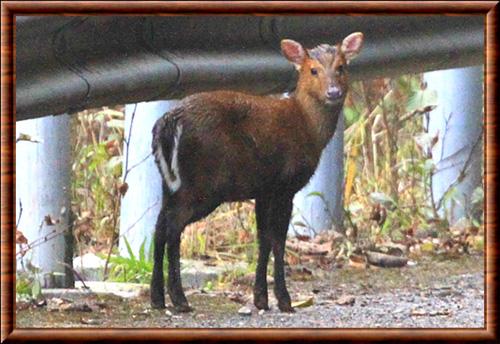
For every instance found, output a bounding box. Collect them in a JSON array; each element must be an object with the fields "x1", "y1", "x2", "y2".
[
  {"x1": 166, "y1": 227, "x2": 192, "y2": 313},
  {"x1": 269, "y1": 194, "x2": 294, "y2": 313},
  {"x1": 254, "y1": 197, "x2": 272, "y2": 310}
]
